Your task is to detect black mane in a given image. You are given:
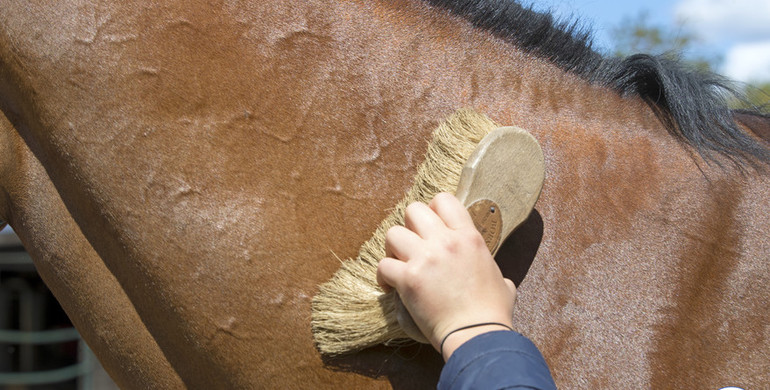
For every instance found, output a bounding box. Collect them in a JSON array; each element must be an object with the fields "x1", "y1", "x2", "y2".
[{"x1": 426, "y1": 0, "x2": 770, "y2": 168}]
